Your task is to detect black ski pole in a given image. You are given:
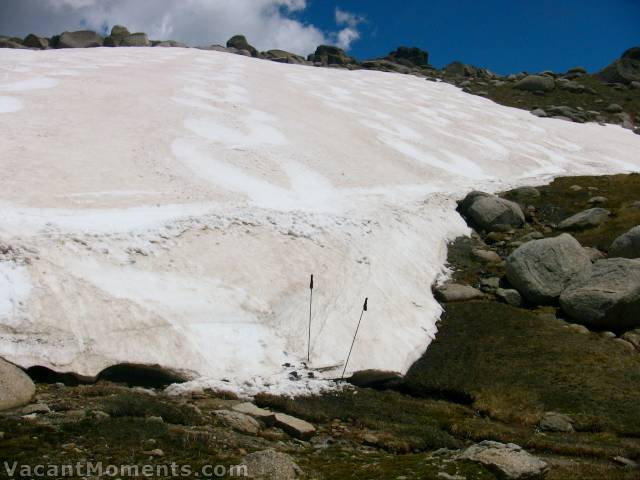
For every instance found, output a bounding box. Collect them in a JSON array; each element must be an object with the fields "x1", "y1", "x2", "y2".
[
  {"x1": 341, "y1": 297, "x2": 368, "y2": 380},
  {"x1": 307, "y1": 274, "x2": 313, "y2": 363}
]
